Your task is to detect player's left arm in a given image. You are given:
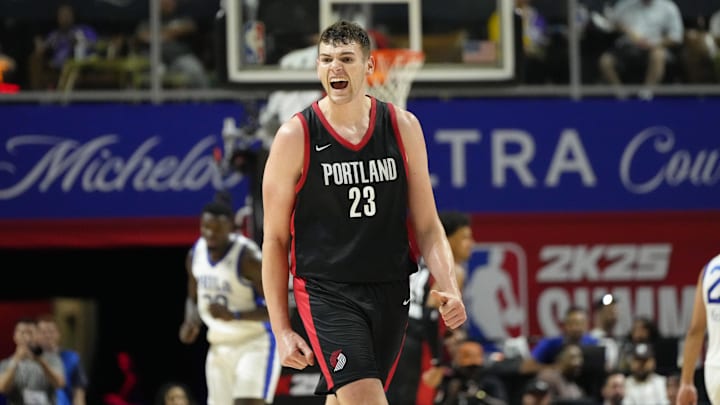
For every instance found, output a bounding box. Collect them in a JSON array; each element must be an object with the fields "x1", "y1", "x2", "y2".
[
  {"x1": 397, "y1": 106, "x2": 466, "y2": 330},
  {"x1": 240, "y1": 240, "x2": 264, "y2": 293},
  {"x1": 237, "y1": 240, "x2": 271, "y2": 320},
  {"x1": 428, "y1": 265, "x2": 465, "y2": 308}
]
